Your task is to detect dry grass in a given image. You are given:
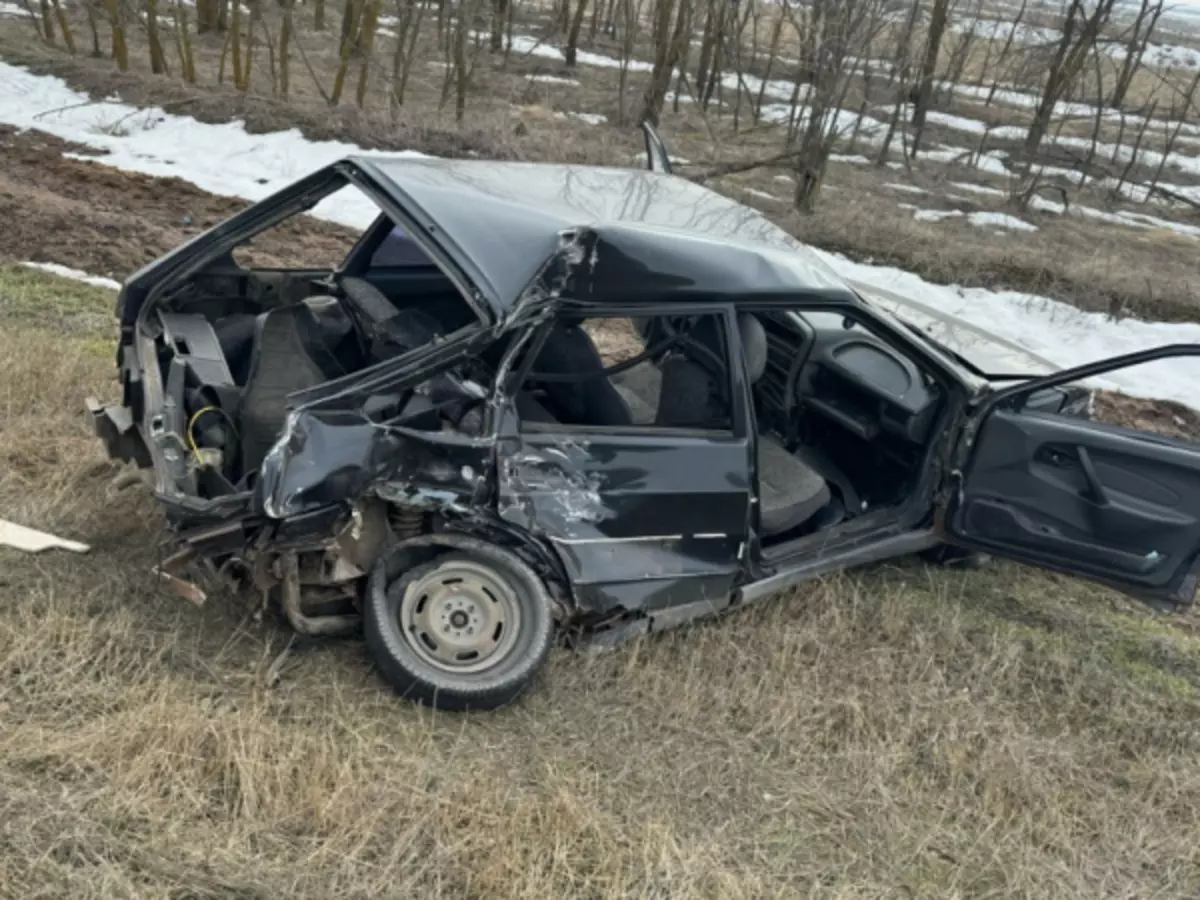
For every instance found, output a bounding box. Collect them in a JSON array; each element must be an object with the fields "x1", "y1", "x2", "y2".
[{"x1": 3, "y1": 265, "x2": 1200, "y2": 897}]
